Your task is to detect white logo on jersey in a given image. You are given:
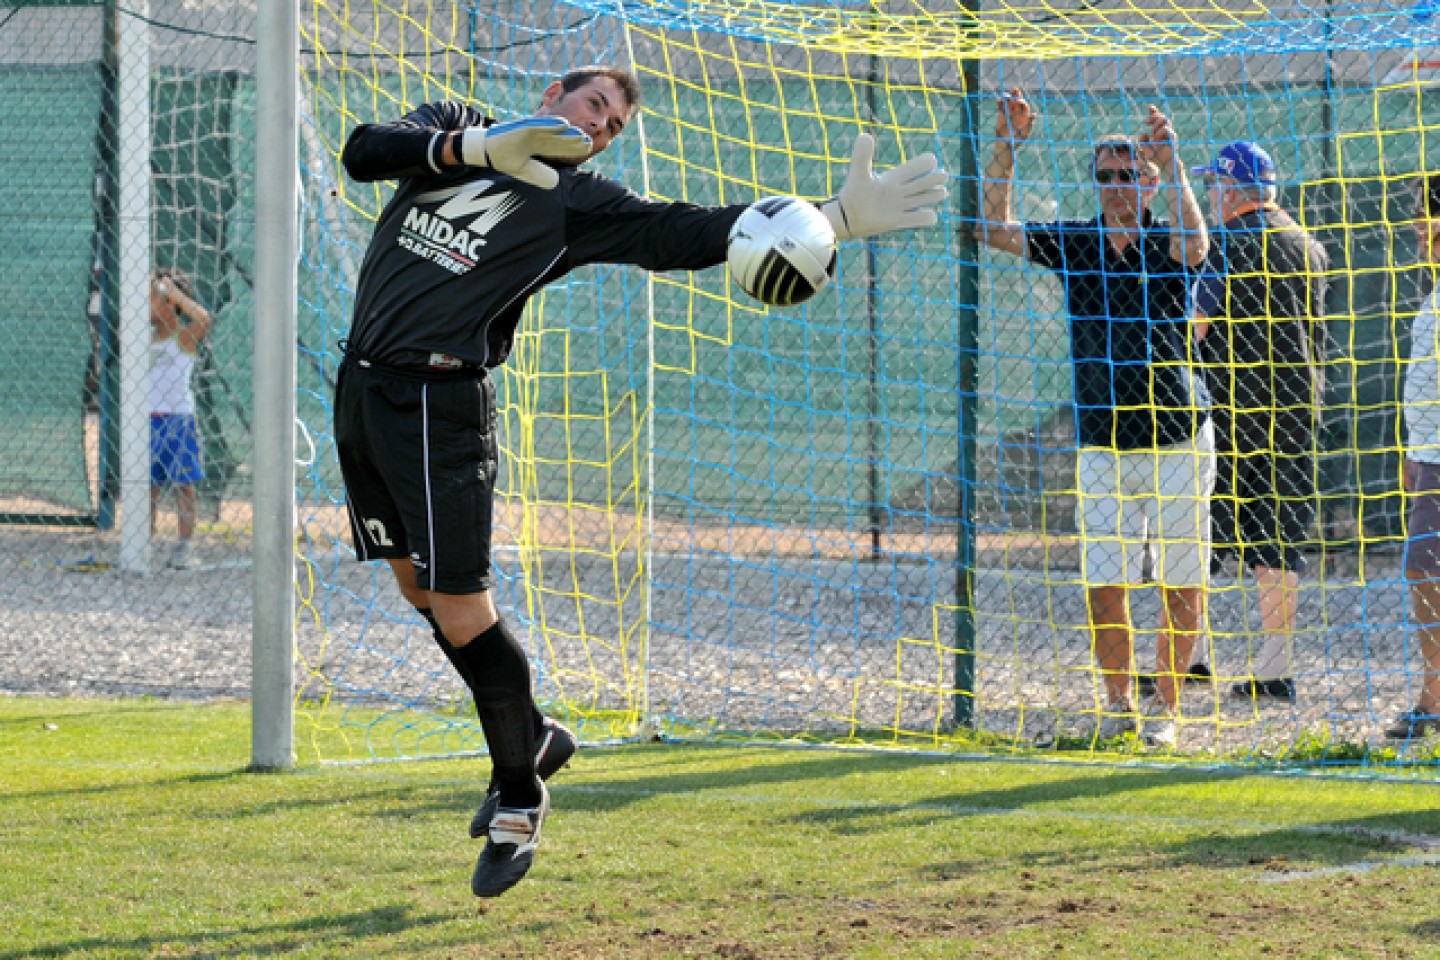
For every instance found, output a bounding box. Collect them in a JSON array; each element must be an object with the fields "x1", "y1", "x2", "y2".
[
  {"x1": 364, "y1": 518, "x2": 394, "y2": 547},
  {"x1": 399, "y1": 179, "x2": 525, "y2": 274}
]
